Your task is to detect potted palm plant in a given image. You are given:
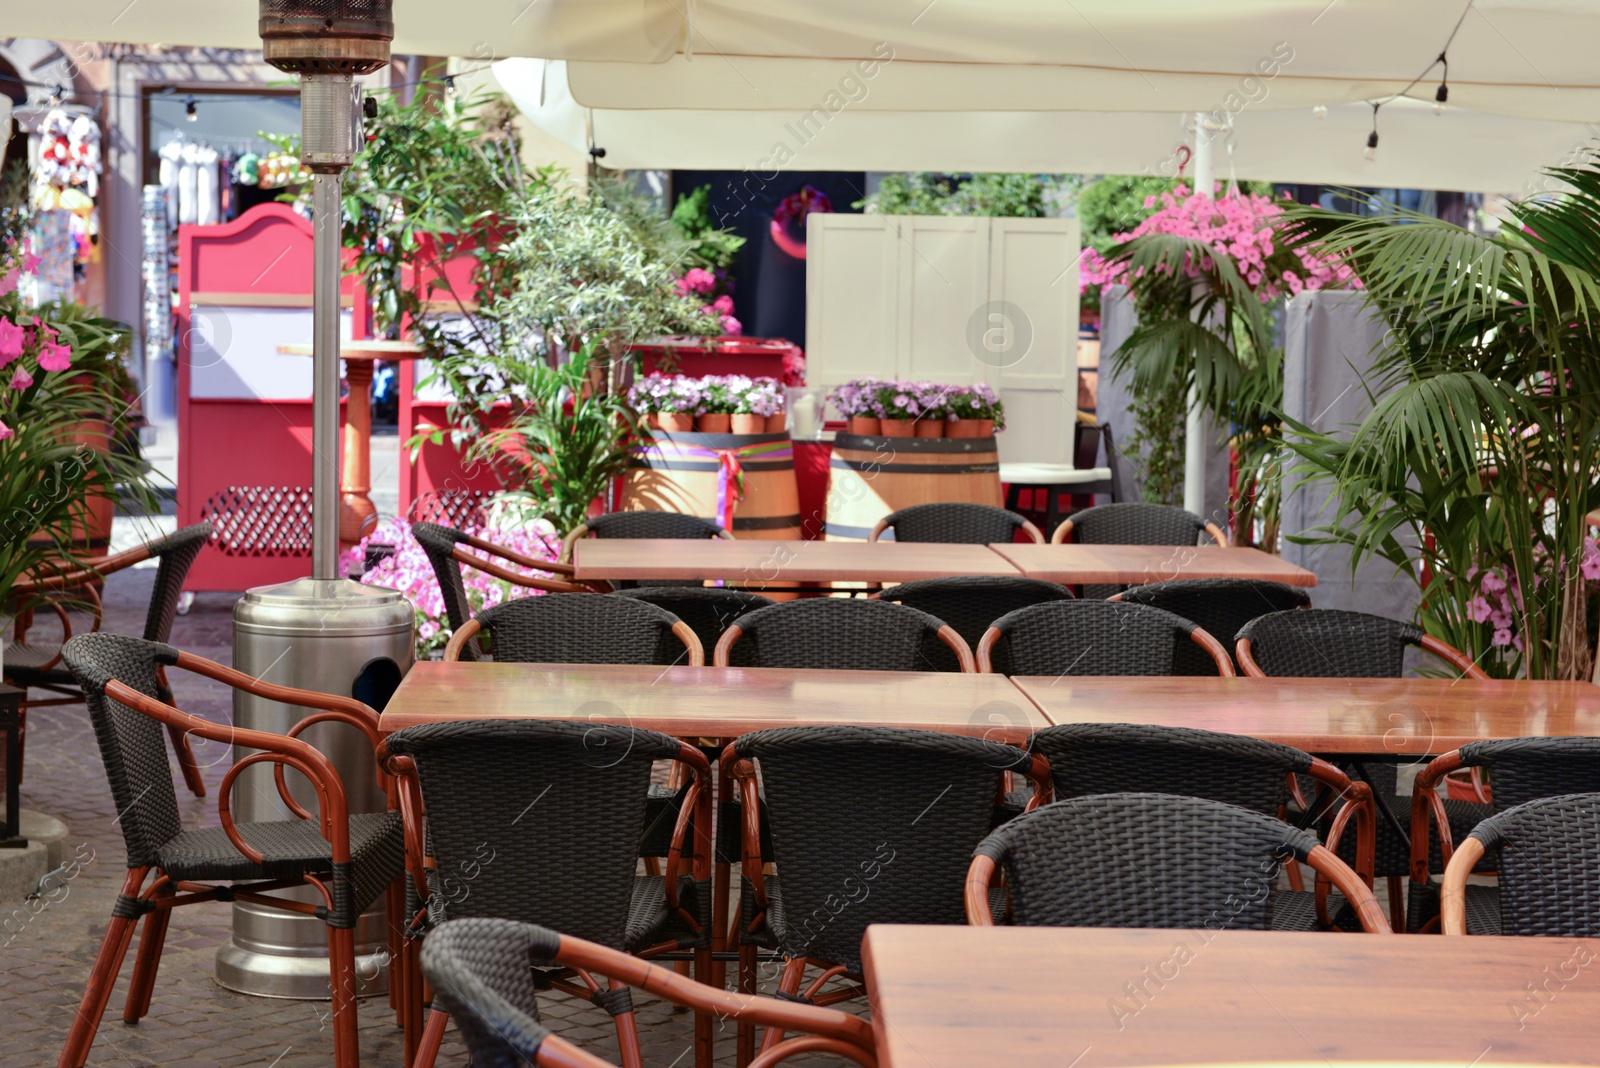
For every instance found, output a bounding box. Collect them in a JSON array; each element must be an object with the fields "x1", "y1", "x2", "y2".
[{"x1": 1278, "y1": 157, "x2": 1600, "y2": 680}]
